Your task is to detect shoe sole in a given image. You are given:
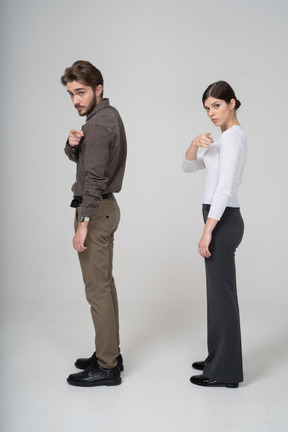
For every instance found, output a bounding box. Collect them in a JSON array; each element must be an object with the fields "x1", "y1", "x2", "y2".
[
  {"x1": 67, "y1": 377, "x2": 122, "y2": 387},
  {"x1": 190, "y1": 379, "x2": 238, "y2": 388}
]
